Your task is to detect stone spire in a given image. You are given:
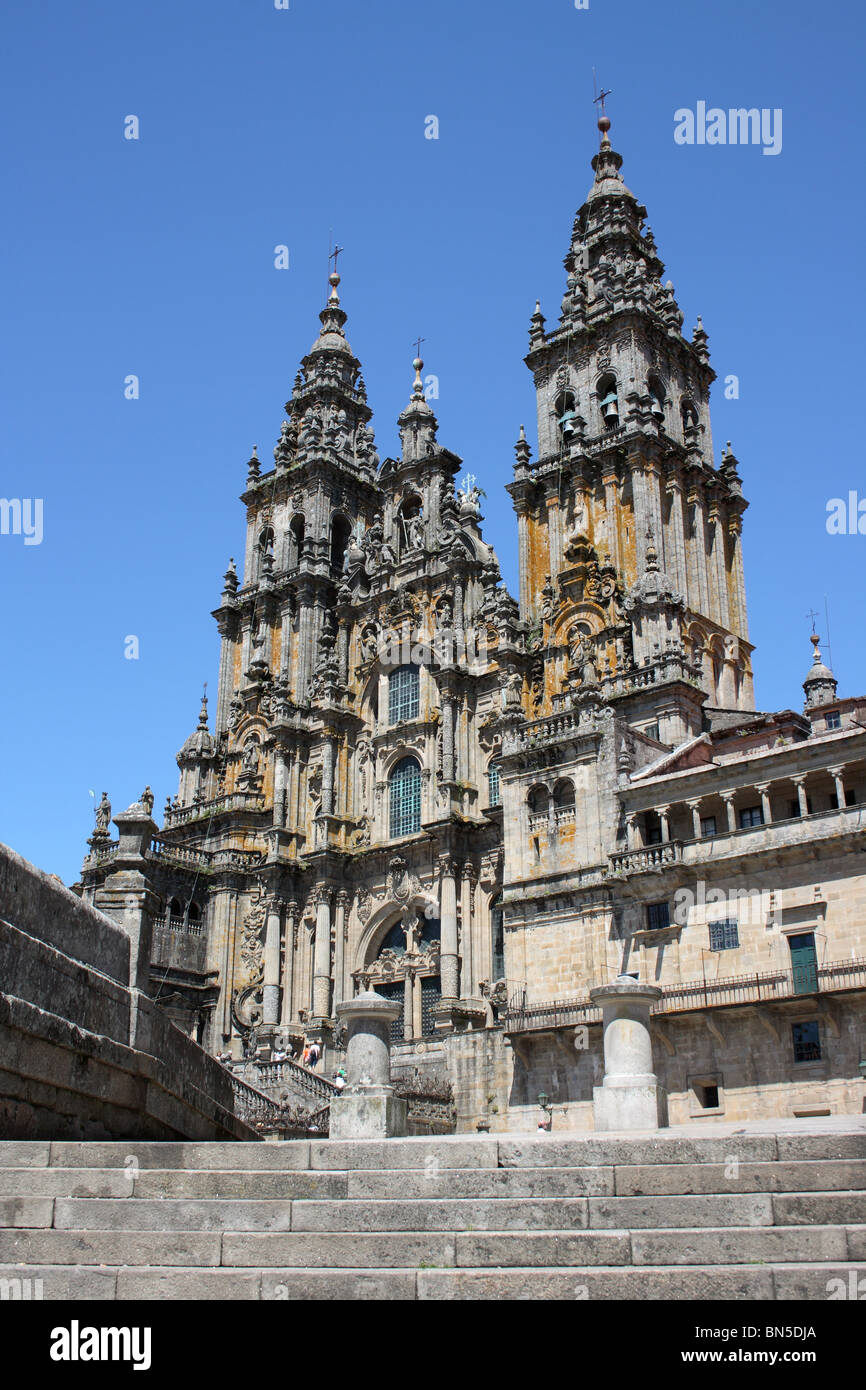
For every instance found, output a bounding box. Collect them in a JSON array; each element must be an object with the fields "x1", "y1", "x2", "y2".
[
  {"x1": 803, "y1": 633, "x2": 838, "y2": 710},
  {"x1": 397, "y1": 351, "x2": 439, "y2": 463},
  {"x1": 281, "y1": 259, "x2": 379, "y2": 478}
]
